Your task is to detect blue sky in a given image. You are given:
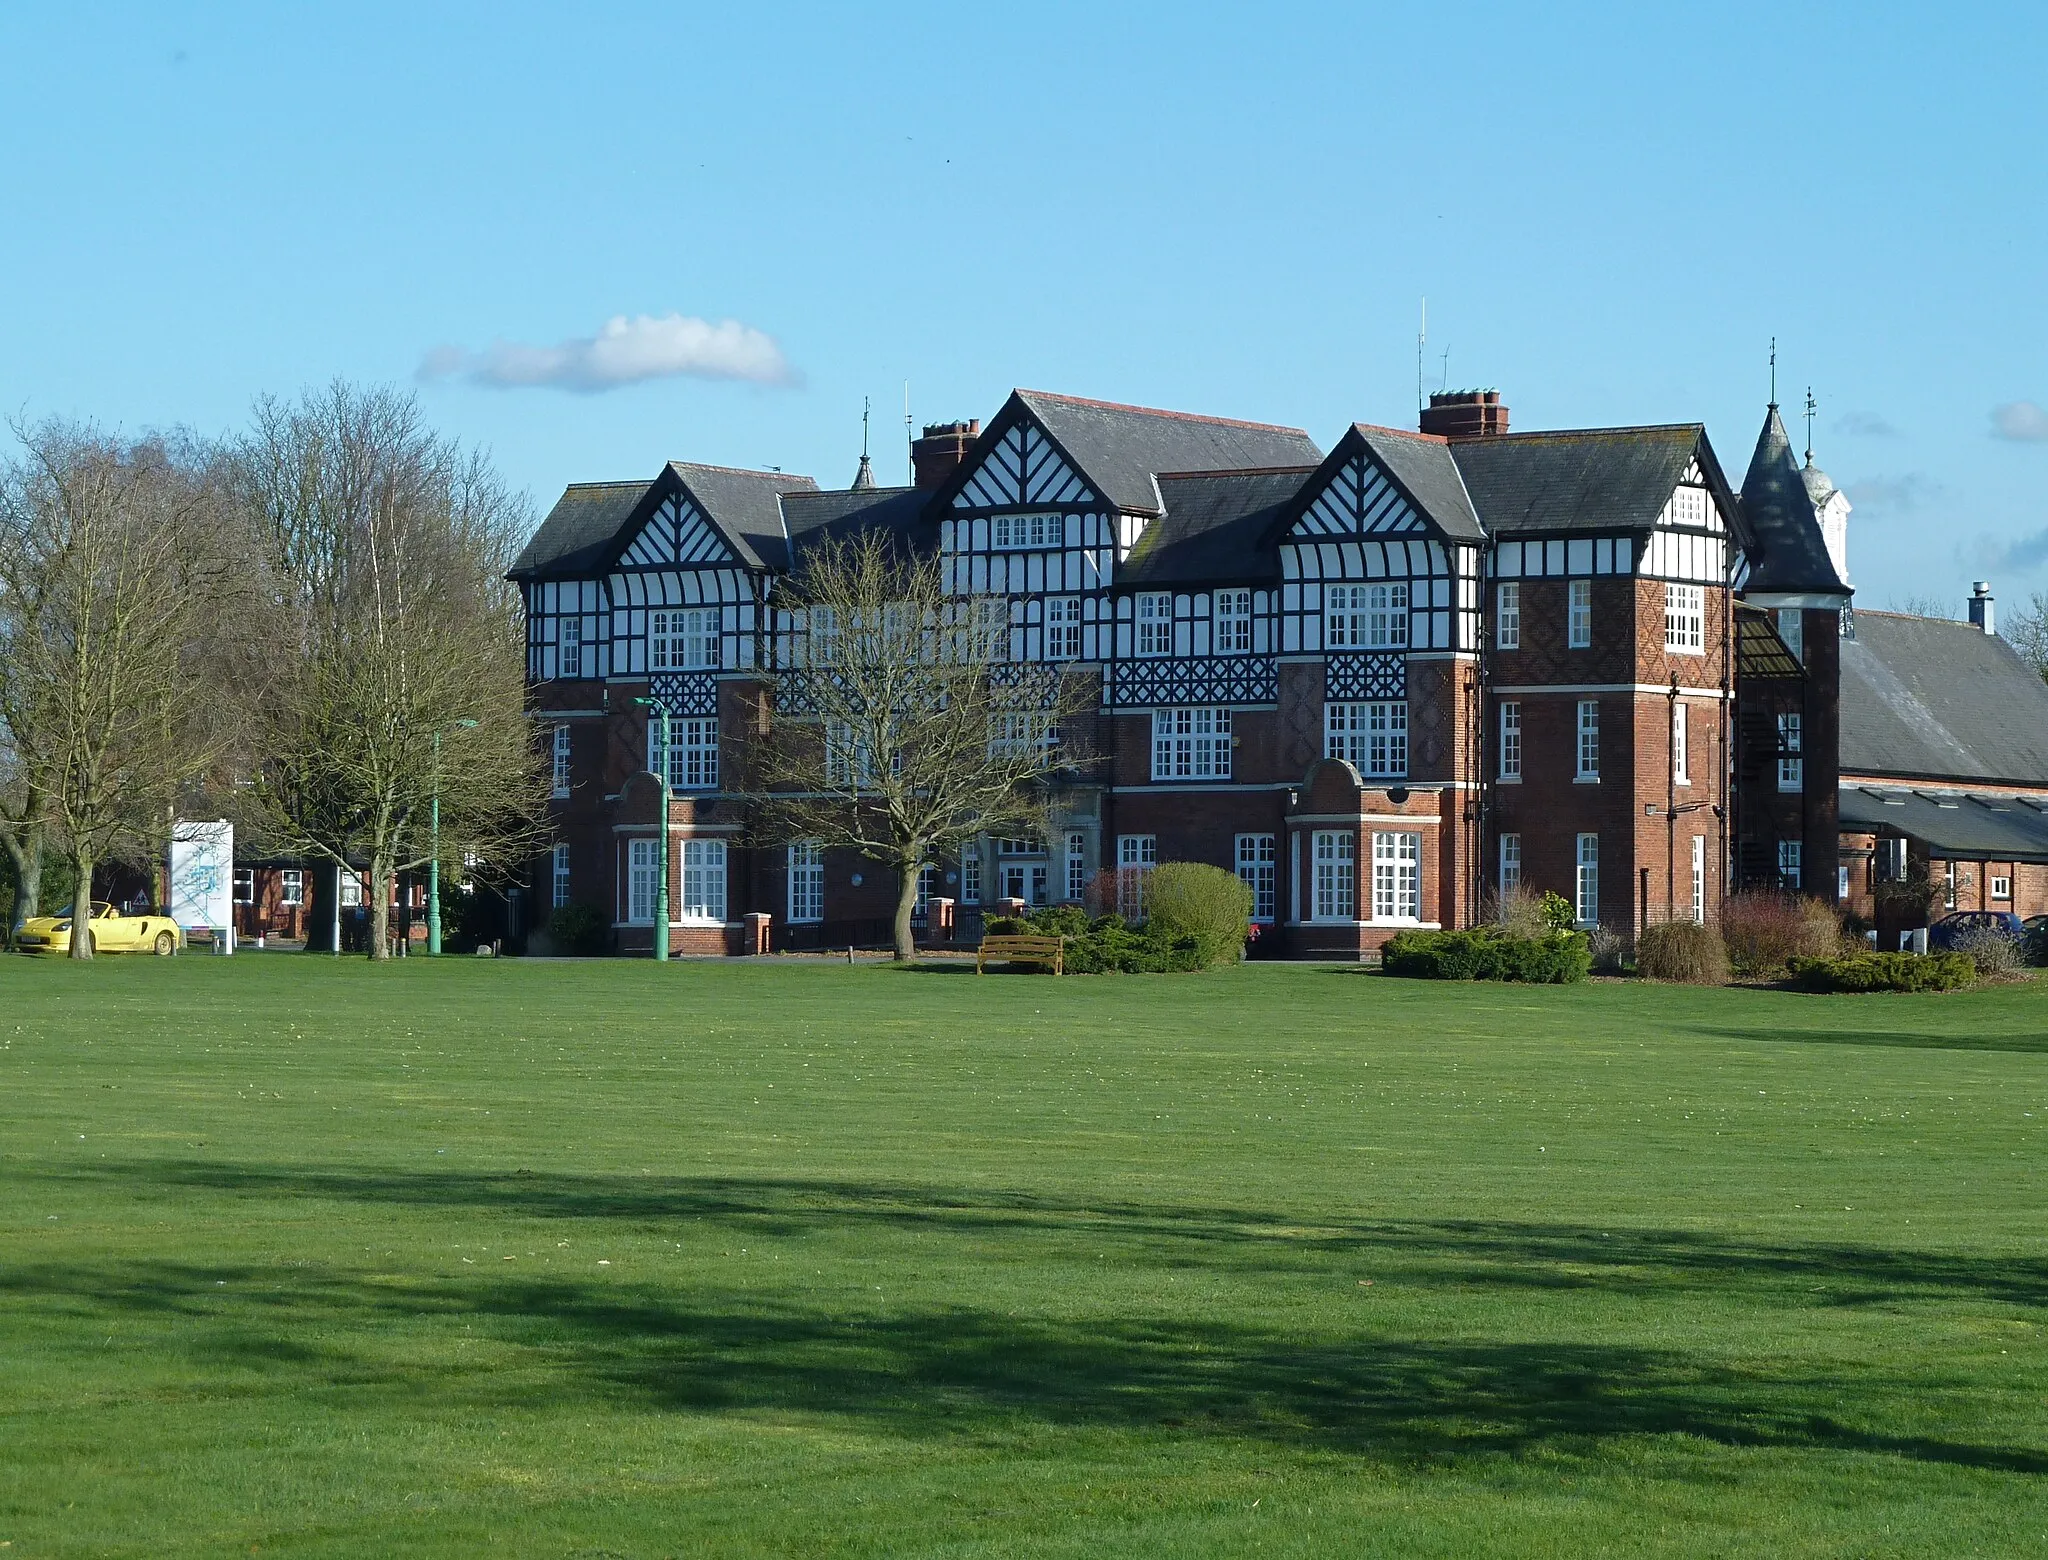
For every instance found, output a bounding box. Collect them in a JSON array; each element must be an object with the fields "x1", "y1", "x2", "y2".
[{"x1": 3, "y1": 2, "x2": 2044, "y2": 611}]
